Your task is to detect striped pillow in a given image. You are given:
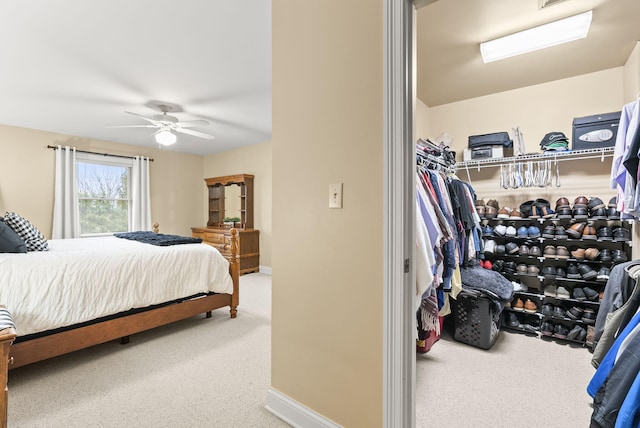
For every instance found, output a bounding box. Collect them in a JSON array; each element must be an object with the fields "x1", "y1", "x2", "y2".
[{"x1": 3, "y1": 212, "x2": 49, "y2": 252}]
